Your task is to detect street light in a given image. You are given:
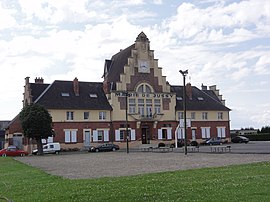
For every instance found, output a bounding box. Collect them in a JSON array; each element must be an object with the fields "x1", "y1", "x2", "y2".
[
  {"x1": 125, "y1": 91, "x2": 129, "y2": 154},
  {"x1": 179, "y1": 69, "x2": 188, "y2": 155}
]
